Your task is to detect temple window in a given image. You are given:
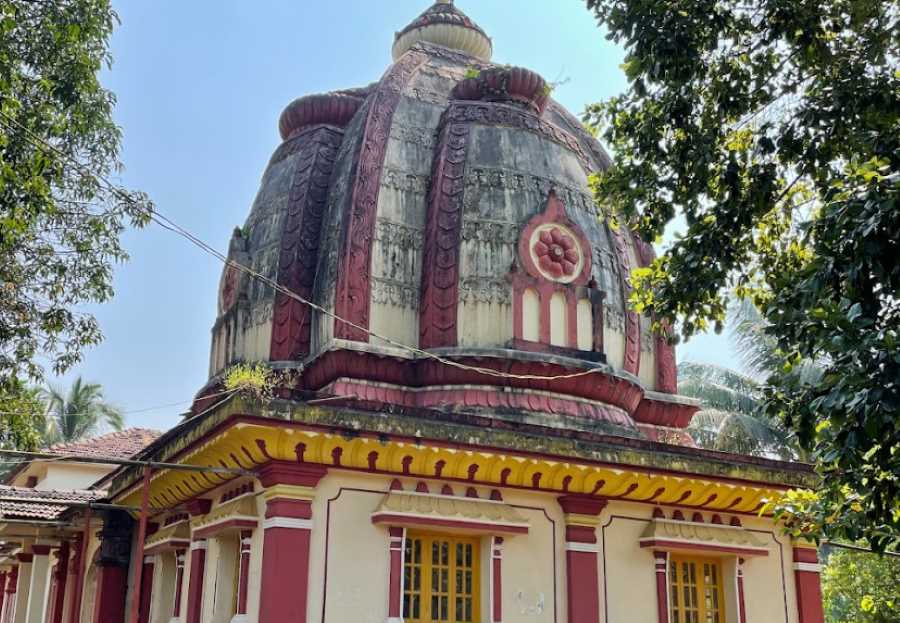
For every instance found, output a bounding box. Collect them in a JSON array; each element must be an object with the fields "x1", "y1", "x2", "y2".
[
  {"x1": 576, "y1": 297, "x2": 593, "y2": 351},
  {"x1": 669, "y1": 556, "x2": 725, "y2": 623},
  {"x1": 522, "y1": 288, "x2": 540, "y2": 342},
  {"x1": 403, "y1": 533, "x2": 480, "y2": 623},
  {"x1": 549, "y1": 292, "x2": 568, "y2": 347}
]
